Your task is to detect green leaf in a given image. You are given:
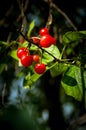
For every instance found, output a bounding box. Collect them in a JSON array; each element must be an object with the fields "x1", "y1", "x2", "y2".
[
  {"x1": 50, "y1": 62, "x2": 68, "y2": 77},
  {"x1": 23, "y1": 65, "x2": 50, "y2": 87},
  {"x1": 43, "y1": 44, "x2": 61, "y2": 59},
  {"x1": 29, "y1": 44, "x2": 39, "y2": 51},
  {"x1": 61, "y1": 65, "x2": 84, "y2": 101},
  {"x1": 79, "y1": 30, "x2": 86, "y2": 35},
  {"x1": 24, "y1": 73, "x2": 41, "y2": 87},
  {"x1": 0, "y1": 64, "x2": 6, "y2": 74},
  {"x1": 79, "y1": 41, "x2": 86, "y2": 65},
  {"x1": 42, "y1": 51, "x2": 54, "y2": 64},
  {"x1": 27, "y1": 21, "x2": 35, "y2": 37},
  {"x1": 0, "y1": 41, "x2": 8, "y2": 46},
  {"x1": 63, "y1": 31, "x2": 86, "y2": 45},
  {"x1": 41, "y1": 45, "x2": 61, "y2": 64},
  {"x1": 9, "y1": 50, "x2": 19, "y2": 61}
]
